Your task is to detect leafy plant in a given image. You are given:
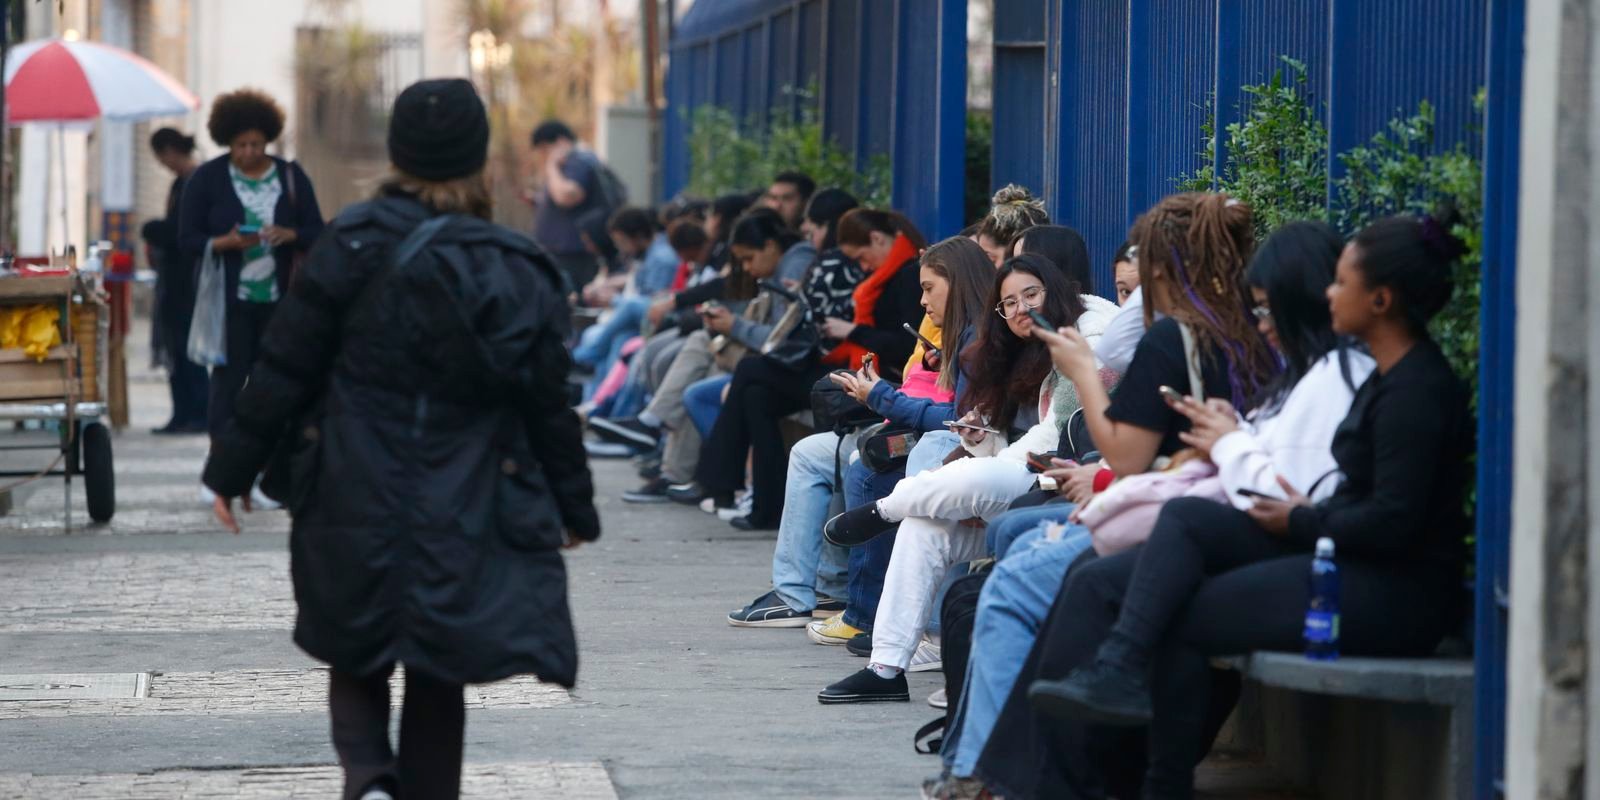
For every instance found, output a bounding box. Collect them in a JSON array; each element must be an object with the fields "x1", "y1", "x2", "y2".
[
  {"x1": 1335, "y1": 94, "x2": 1485, "y2": 394},
  {"x1": 1177, "y1": 58, "x2": 1328, "y2": 235},
  {"x1": 685, "y1": 86, "x2": 892, "y2": 207},
  {"x1": 964, "y1": 109, "x2": 994, "y2": 223}
]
